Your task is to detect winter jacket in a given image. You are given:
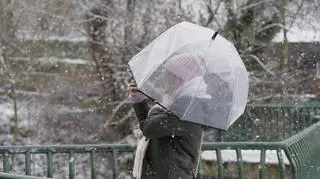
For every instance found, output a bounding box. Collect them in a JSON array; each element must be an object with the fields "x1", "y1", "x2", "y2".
[{"x1": 133, "y1": 97, "x2": 203, "y2": 179}]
